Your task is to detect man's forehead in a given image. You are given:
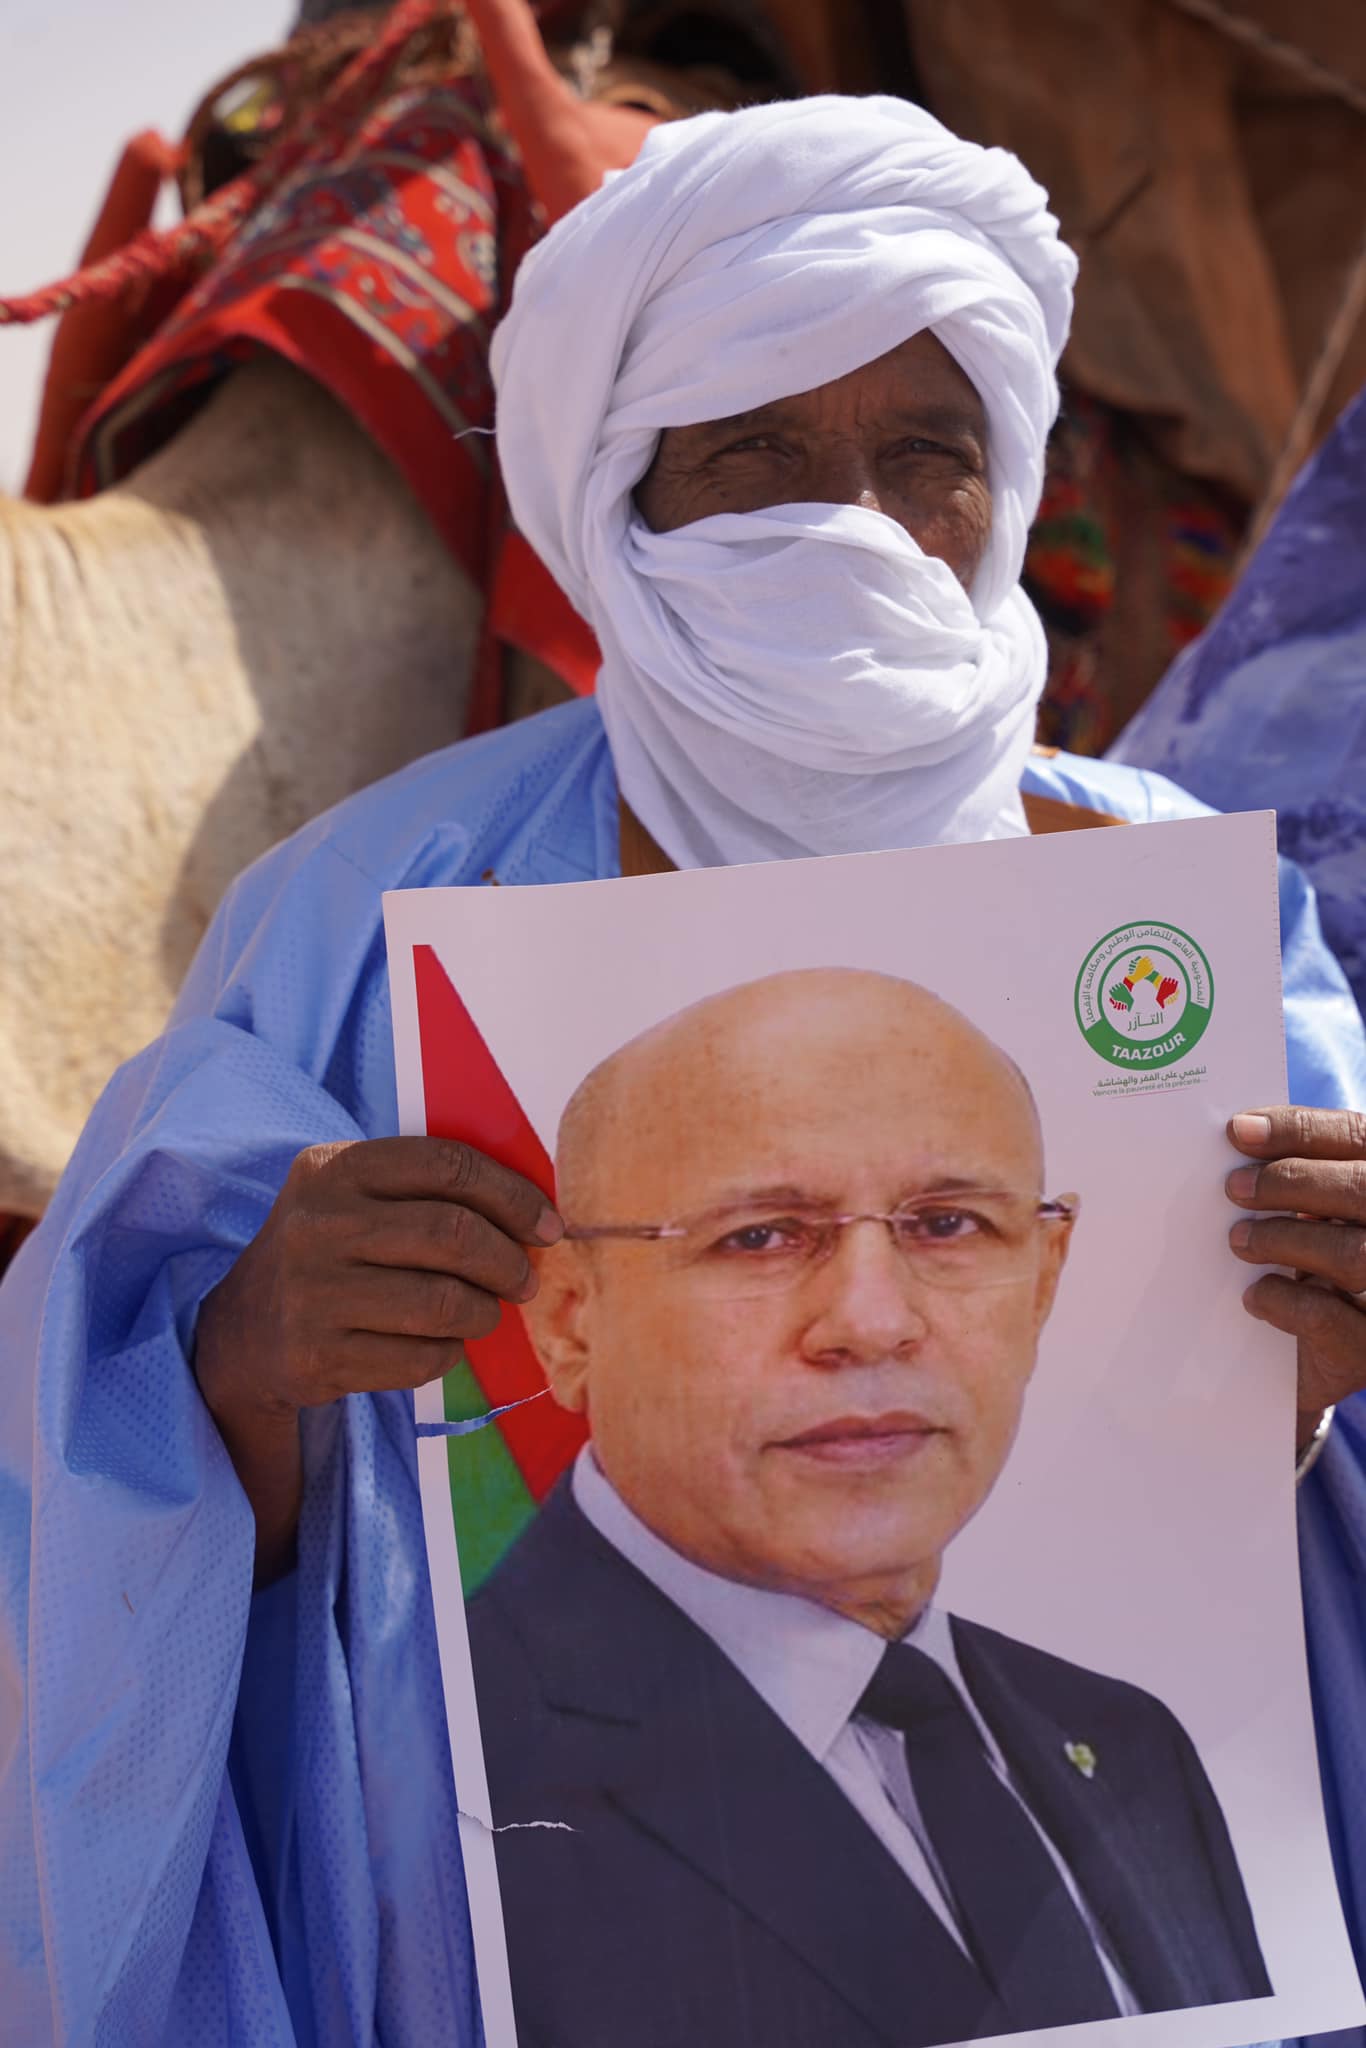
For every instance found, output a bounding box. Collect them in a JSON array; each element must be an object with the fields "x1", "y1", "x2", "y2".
[
  {"x1": 557, "y1": 973, "x2": 1041, "y2": 1202},
  {"x1": 621, "y1": 1046, "x2": 1030, "y2": 1158},
  {"x1": 587, "y1": 1068, "x2": 1041, "y2": 1215}
]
